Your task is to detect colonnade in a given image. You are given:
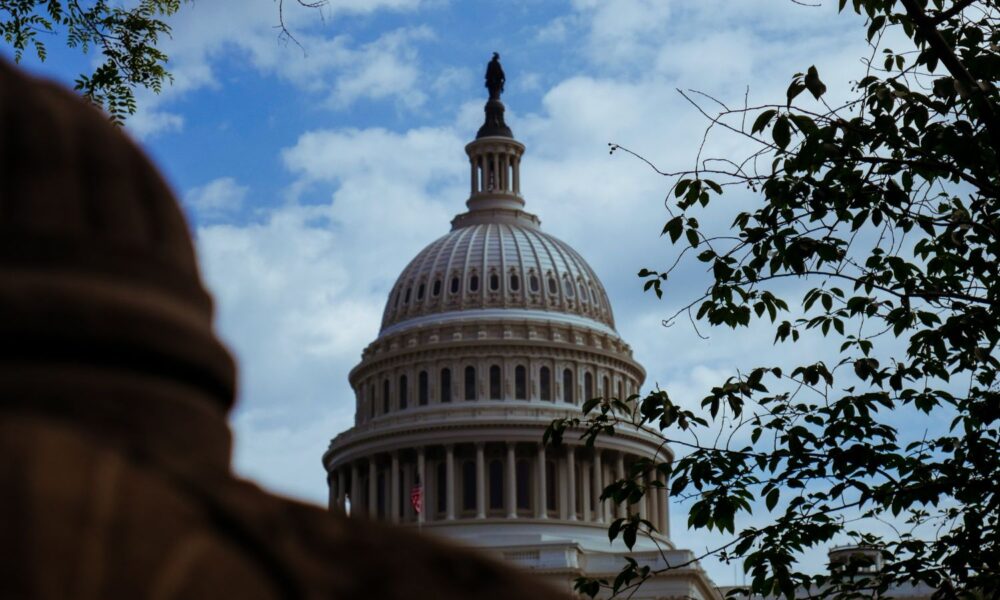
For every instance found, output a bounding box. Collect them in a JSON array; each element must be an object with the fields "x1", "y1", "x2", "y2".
[
  {"x1": 328, "y1": 442, "x2": 670, "y2": 538},
  {"x1": 470, "y1": 148, "x2": 521, "y2": 195}
]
